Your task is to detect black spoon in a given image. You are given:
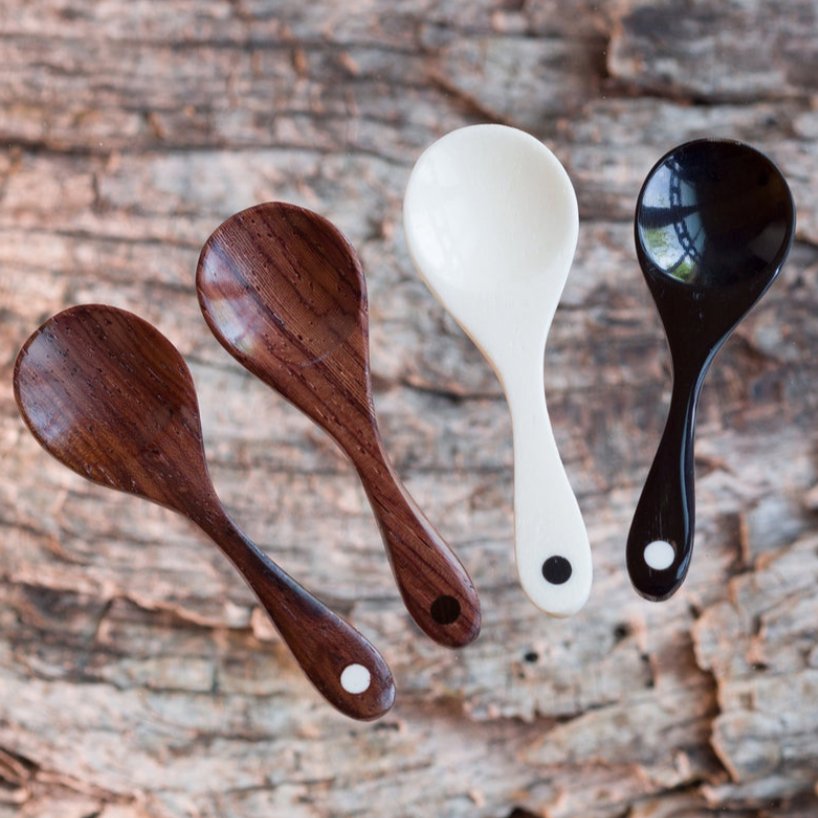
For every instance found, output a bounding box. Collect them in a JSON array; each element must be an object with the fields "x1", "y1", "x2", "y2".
[{"x1": 627, "y1": 138, "x2": 795, "y2": 601}]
